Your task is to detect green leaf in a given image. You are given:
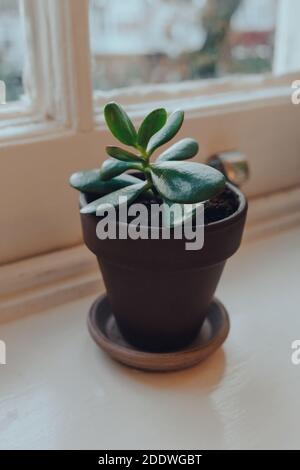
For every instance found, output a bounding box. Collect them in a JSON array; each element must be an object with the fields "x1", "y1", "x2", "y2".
[
  {"x1": 150, "y1": 161, "x2": 226, "y2": 204},
  {"x1": 156, "y1": 138, "x2": 199, "y2": 162},
  {"x1": 104, "y1": 102, "x2": 137, "y2": 146},
  {"x1": 146, "y1": 110, "x2": 184, "y2": 155},
  {"x1": 106, "y1": 146, "x2": 144, "y2": 163},
  {"x1": 80, "y1": 181, "x2": 148, "y2": 214},
  {"x1": 137, "y1": 108, "x2": 167, "y2": 149},
  {"x1": 69, "y1": 169, "x2": 141, "y2": 194},
  {"x1": 100, "y1": 159, "x2": 143, "y2": 181}
]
